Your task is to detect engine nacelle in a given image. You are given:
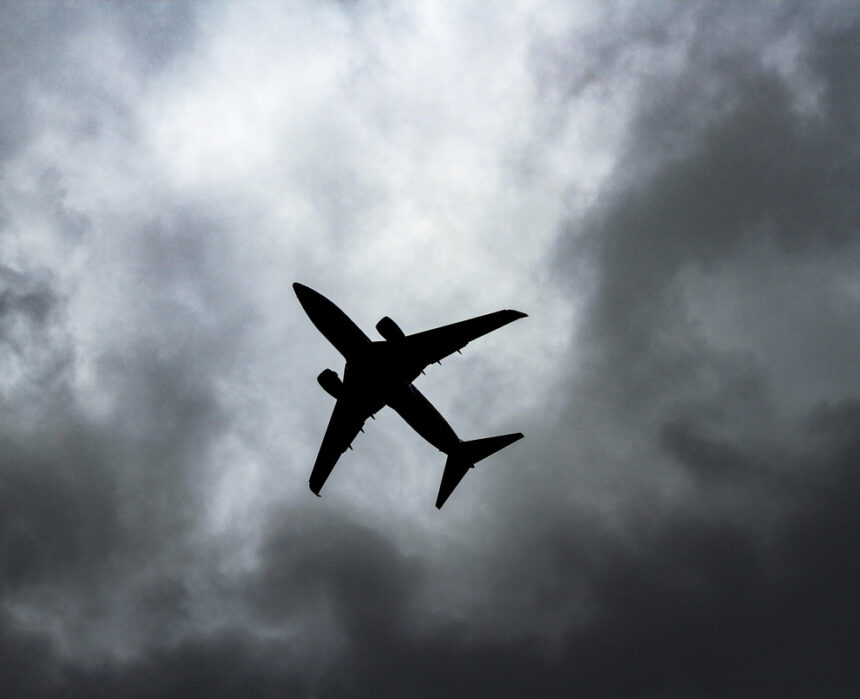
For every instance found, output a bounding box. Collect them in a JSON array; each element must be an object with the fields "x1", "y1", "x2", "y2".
[
  {"x1": 376, "y1": 316, "x2": 405, "y2": 341},
  {"x1": 317, "y1": 369, "x2": 343, "y2": 399}
]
